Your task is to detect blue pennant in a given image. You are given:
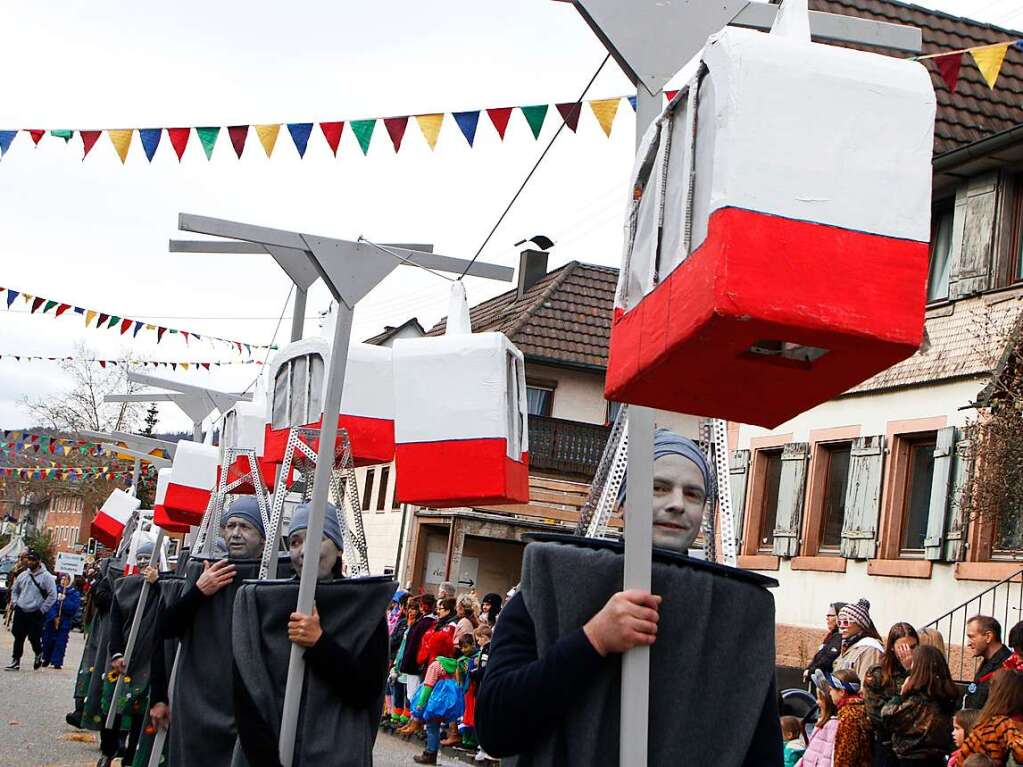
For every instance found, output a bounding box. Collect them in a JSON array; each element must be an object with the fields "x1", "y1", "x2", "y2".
[
  {"x1": 287, "y1": 123, "x2": 313, "y2": 157},
  {"x1": 453, "y1": 111, "x2": 480, "y2": 147},
  {"x1": 140, "y1": 129, "x2": 162, "y2": 162},
  {"x1": 0, "y1": 131, "x2": 17, "y2": 157}
]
